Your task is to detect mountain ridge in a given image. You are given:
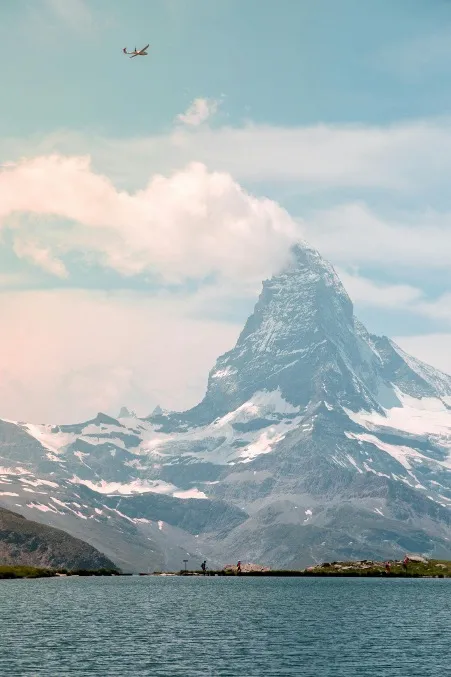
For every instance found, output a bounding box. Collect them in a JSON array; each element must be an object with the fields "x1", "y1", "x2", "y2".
[
  {"x1": 1, "y1": 241, "x2": 451, "y2": 570},
  {"x1": 0, "y1": 506, "x2": 119, "y2": 570}
]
